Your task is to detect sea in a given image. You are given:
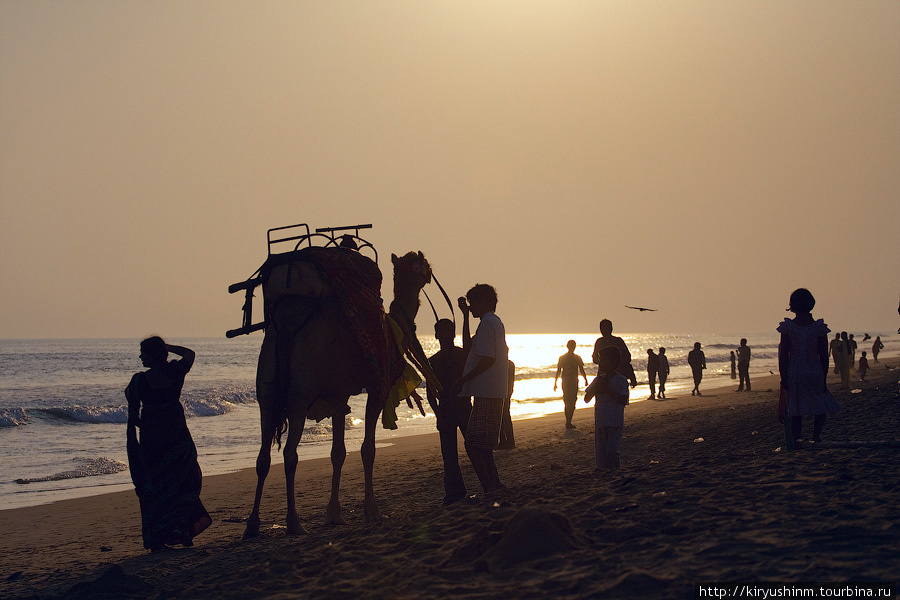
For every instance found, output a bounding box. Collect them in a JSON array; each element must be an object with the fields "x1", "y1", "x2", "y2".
[{"x1": 0, "y1": 331, "x2": 889, "y2": 510}]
